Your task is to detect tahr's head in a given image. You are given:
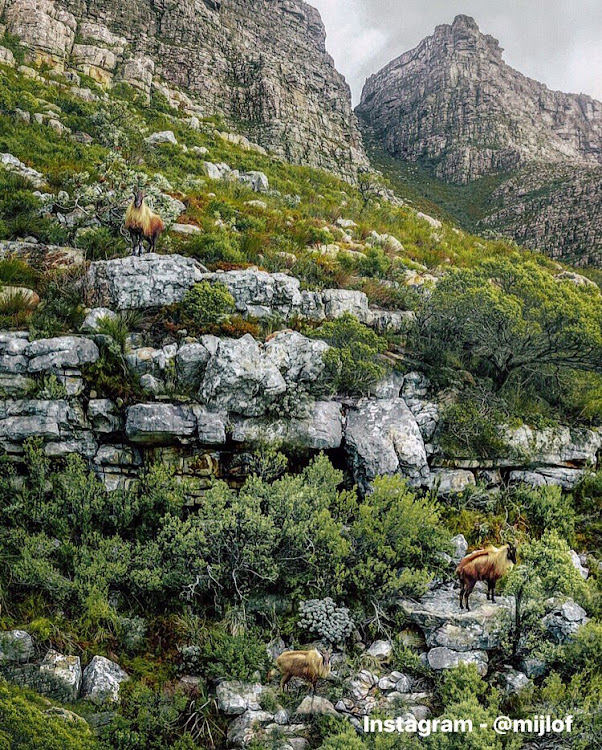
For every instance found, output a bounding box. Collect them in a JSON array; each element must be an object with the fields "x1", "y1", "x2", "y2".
[
  {"x1": 133, "y1": 190, "x2": 145, "y2": 208},
  {"x1": 507, "y1": 542, "x2": 518, "y2": 564}
]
